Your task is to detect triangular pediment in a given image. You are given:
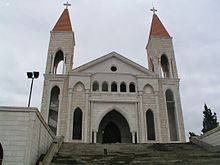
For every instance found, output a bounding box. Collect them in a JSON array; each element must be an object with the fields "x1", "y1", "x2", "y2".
[{"x1": 72, "y1": 52, "x2": 155, "y2": 76}]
